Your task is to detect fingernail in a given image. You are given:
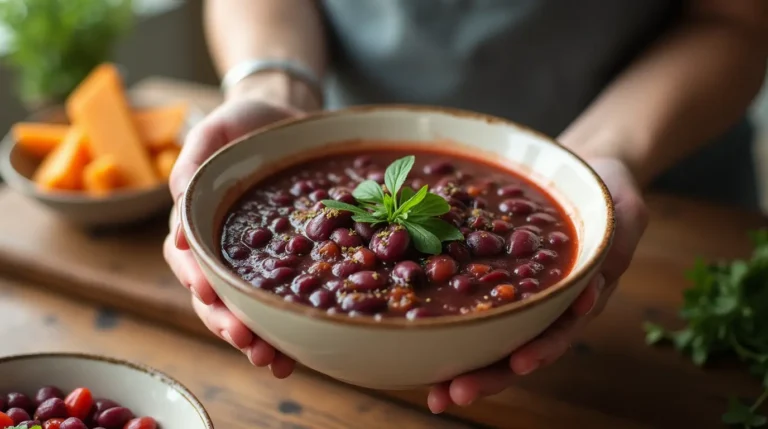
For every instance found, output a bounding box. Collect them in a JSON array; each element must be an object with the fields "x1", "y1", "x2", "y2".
[
  {"x1": 174, "y1": 225, "x2": 184, "y2": 248},
  {"x1": 221, "y1": 330, "x2": 237, "y2": 348},
  {"x1": 517, "y1": 359, "x2": 540, "y2": 375}
]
